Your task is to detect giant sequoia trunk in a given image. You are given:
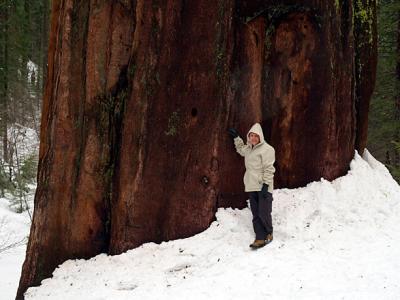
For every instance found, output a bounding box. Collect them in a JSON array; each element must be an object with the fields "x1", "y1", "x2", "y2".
[{"x1": 17, "y1": 0, "x2": 377, "y2": 298}]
